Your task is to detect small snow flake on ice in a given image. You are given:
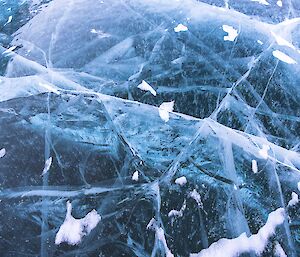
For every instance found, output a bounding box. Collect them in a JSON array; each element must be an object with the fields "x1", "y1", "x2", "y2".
[
  {"x1": 90, "y1": 29, "x2": 110, "y2": 38},
  {"x1": 288, "y1": 192, "x2": 299, "y2": 207},
  {"x1": 158, "y1": 101, "x2": 174, "y2": 122},
  {"x1": 5, "y1": 15, "x2": 12, "y2": 25},
  {"x1": 189, "y1": 189, "x2": 203, "y2": 207},
  {"x1": 257, "y1": 40, "x2": 263, "y2": 45},
  {"x1": 174, "y1": 24, "x2": 188, "y2": 33},
  {"x1": 137, "y1": 80, "x2": 156, "y2": 96},
  {"x1": 276, "y1": 0, "x2": 283, "y2": 7},
  {"x1": 0, "y1": 148, "x2": 6, "y2": 158},
  {"x1": 132, "y1": 170, "x2": 139, "y2": 181},
  {"x1": 222, "y1": 25, "x2": 238, "y2": 41},
  {"x1": 252, "y1": 159, "x2": 258, "y2": 173},
  {"x1": 175, "y1": 176, "x2": 187, "y2": 186},
  {"x1": 272, "y1": 50, "x2": 297, "y2": 64},
  {"x1": 42, "y1": 157, "x2": 52, "y2": 175},
  {"x1": 55, "y1": 201, "x2": 101, "y2": 245}
]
